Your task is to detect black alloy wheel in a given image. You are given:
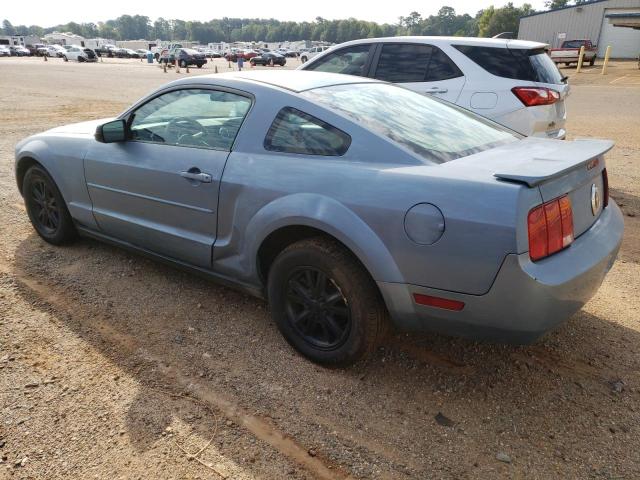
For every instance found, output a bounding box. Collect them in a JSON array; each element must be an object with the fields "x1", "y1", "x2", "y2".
[
  {"x1": 28, "y1": 177, "x2": 60, "y2": 235},
  {"x1": 268, "y1": 237, "x2": 389, "y2": 367},
  {"x1": 284, "y1": 267, "x2": 351, "y2": 350},
  {"x1": 23, "y1": 165, "x2": 77, "y2": 245}
]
